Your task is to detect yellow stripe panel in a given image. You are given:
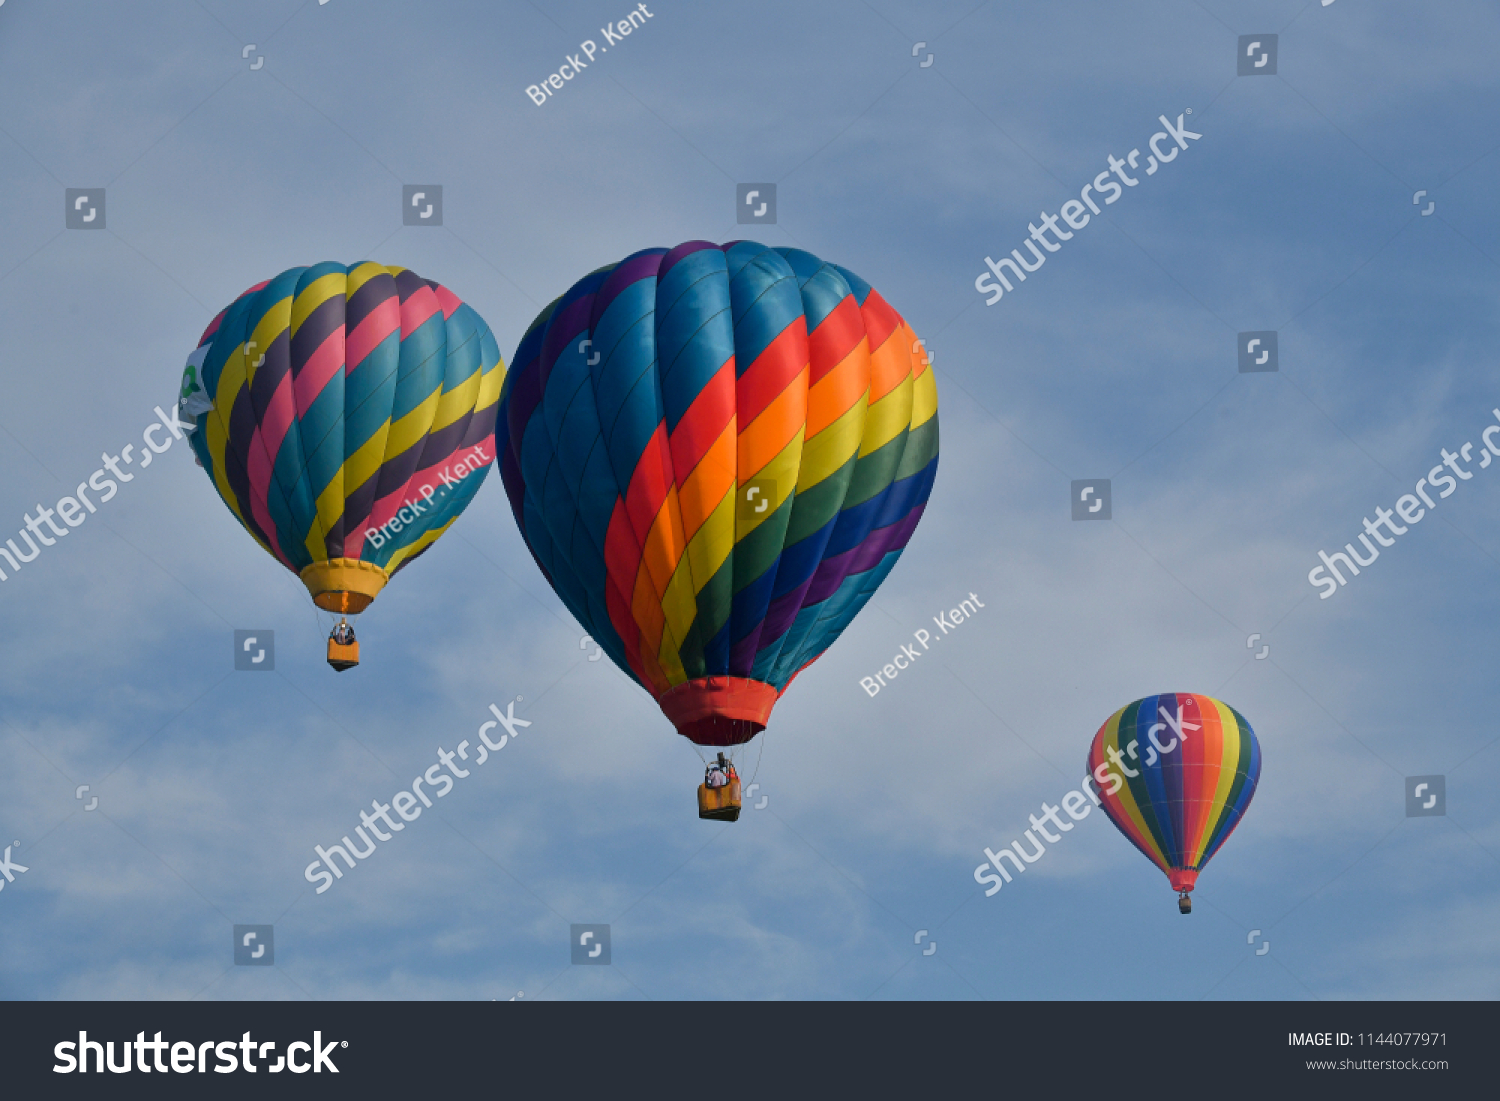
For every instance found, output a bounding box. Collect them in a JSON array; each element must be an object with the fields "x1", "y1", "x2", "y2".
[
  {"x1": 308, "y1": 476, "x2": 344, "y2": 562},
  {"x1": 206, "y1": 348, "x2": 251, "y2": 522},
  {"x1": 246, "y1": 295, "x2": 292, "y2": 389},
  {"x1": 430, "y1": 366, "x2": 480, "y2": 433},
  {"x1": 290, "y1": 272, "x2": 346, "y2": 335},
  {"x1": 683, "y1": 483, "x2": 735, "y2": 599},
  {"x1": 345, "y1": 261, "x2": 389, "y2": 299},
  {"x1": 858, "y1": 373, "x2": 913, "y2": 459},
  {"x1": 738, "y1": 429, "x2": 803, "y2": 539},
  {"x1": 656, "y1": 605, "x2": 690, "y2": 685},
  {"x1": 1105, "y1": 714, "x2": 1169, "y2": 871},
  {"x1": 658, "y1": 551, "x2": 698, "y2": 667},
  {"x1": 344, "y1": 420, "x2": 393, "y2": 499},
  {"x1": 476, "y1": 358, "x2": 507, "y2": 412},
  {"x1": 385, "y1": 388, "x2": 441, "y2": 461},
  {"x1": 910, "y1": 361, "x2": 938, "y2": 431},
  {"x1": 1198, "y1": 699, "x2": 1242, "y2": 864},
  {"x1": 798, "y1": 397, "x2": 865, "y2": 490},
  {"x1": 204, "y1": 347, "x2": 276, "y2": 559}
]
